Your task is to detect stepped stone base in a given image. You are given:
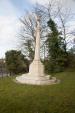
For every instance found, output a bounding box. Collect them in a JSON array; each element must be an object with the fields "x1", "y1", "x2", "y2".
[
  {"x1": 16, "y1": 60, "x2": 59, "y2": 85},
  {"x1": 16, "y1": 74, "x2": 57, "y2": 85}
]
